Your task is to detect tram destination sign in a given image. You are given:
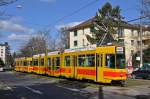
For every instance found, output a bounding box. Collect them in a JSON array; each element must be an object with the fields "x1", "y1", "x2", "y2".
[{"x1": 116, "y1": 47, "x2": 124, "y2": 54}]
